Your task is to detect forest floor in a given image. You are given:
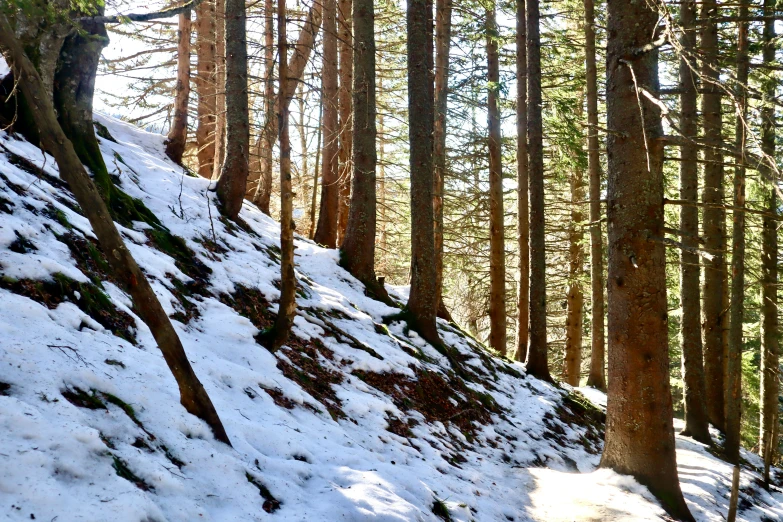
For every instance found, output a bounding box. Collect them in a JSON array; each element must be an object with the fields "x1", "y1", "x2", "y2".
[{"x1": 0, "y1": 115, "x2": 781, "y2": 521}]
